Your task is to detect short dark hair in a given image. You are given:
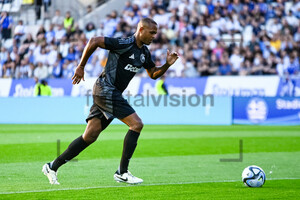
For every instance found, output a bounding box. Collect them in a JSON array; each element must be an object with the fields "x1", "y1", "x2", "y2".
[{"x1": 140, "y1": 18, "x2": 157, "y2": 26}]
